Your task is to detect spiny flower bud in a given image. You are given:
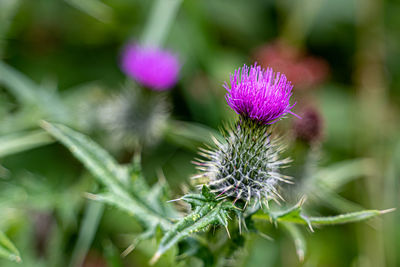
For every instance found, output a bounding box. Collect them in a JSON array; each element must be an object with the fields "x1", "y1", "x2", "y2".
[
  {"x1": 120, "y1": 44, "x2": 180, "y2": 91},
  {"x1": 194, "y1": 64, "x2": 297, "y2": 207},
  {"x1": 193, "y1": 118, "x2": 291, "y2": 207}
]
